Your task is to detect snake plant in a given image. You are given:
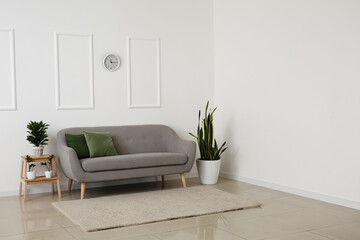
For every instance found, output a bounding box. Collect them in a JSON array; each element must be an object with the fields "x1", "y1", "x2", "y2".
[{"x1": 189, "y1": 101, "x2": 227, "y2": 160}]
